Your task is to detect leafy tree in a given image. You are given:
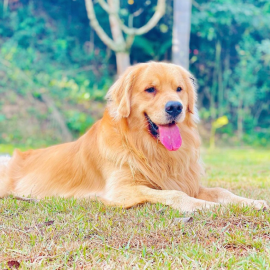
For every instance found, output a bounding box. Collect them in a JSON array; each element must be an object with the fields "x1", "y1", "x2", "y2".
[{"x1": 190, "y1": 0, "x2": 270, "y2": 145}]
